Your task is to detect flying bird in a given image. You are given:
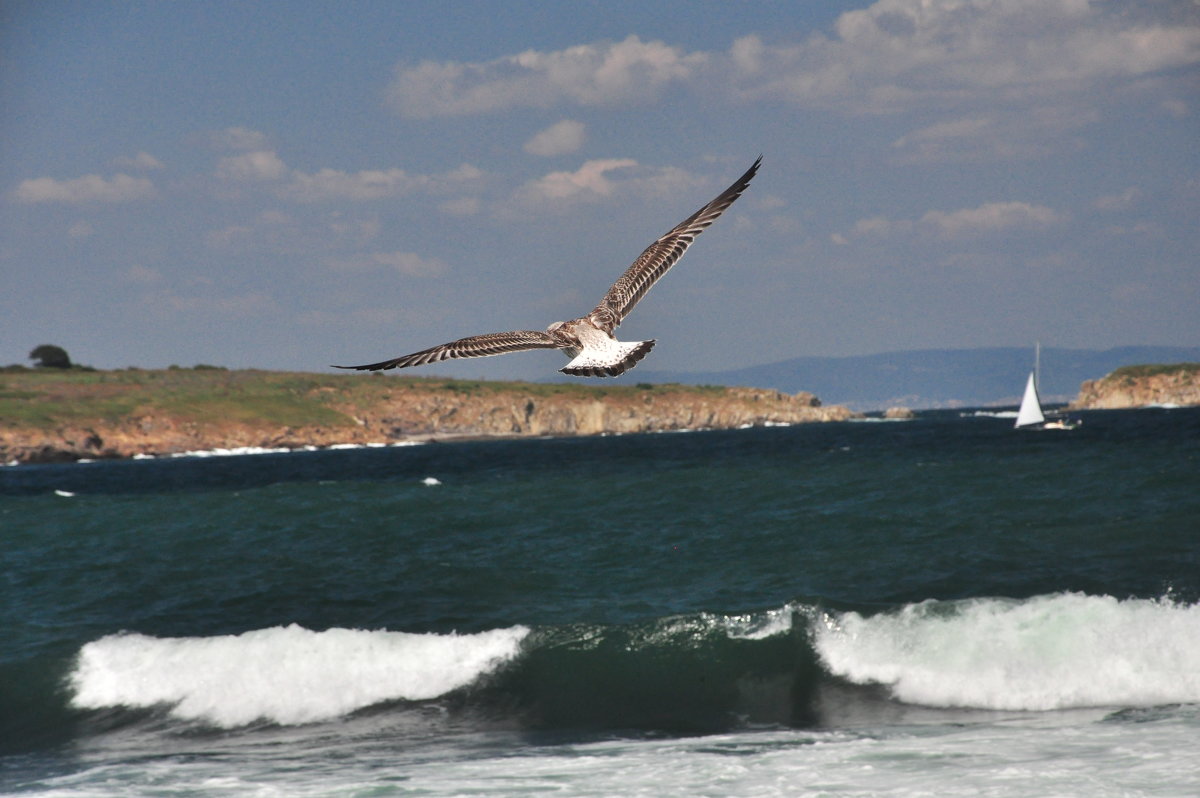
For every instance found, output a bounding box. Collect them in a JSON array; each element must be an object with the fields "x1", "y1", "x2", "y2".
[{"x1": 334, "y1": 156, "x2": 761, "y2": 378}]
